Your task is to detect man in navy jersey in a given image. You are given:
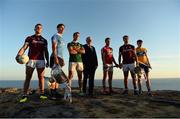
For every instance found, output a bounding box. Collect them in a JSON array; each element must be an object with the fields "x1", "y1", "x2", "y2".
[{"x1": 16, "y1": 24, "x2": 49, "y2": 102}]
